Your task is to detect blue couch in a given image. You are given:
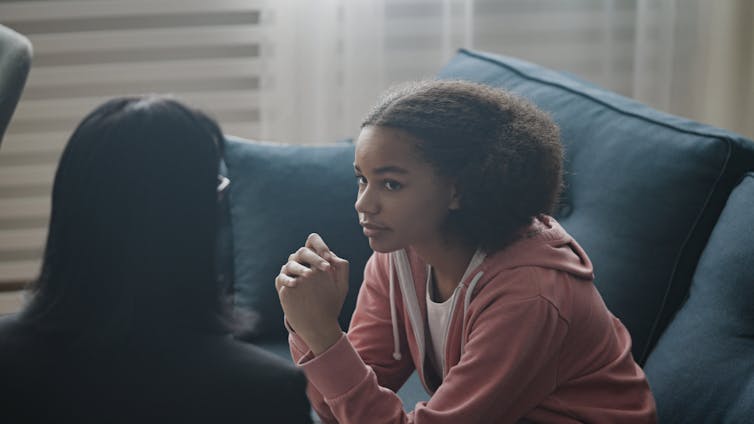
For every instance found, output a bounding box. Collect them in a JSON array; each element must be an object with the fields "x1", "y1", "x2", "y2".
[{"x1": 223, "y1": 49, "x2": 754, "y2": 422}]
